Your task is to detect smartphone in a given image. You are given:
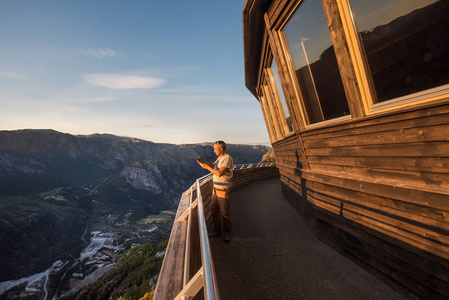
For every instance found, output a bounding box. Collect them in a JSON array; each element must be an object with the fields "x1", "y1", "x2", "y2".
[{"x1": 197, "y1": 157, "x2": 206, "y2": 164}]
